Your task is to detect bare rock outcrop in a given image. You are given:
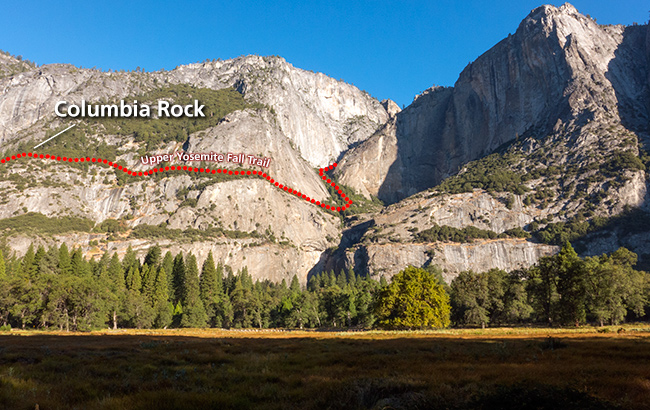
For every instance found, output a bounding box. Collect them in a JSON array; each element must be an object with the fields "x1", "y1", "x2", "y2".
[
  {"x1": 344, "y1": 240, "x2": 557, "y2": 284},
  {"x1": 0, "y1": 55, "x2": 390, "y2": 168},
  {"x1": 158, "y1": 55, "x2": 390, "y2": 167}
]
